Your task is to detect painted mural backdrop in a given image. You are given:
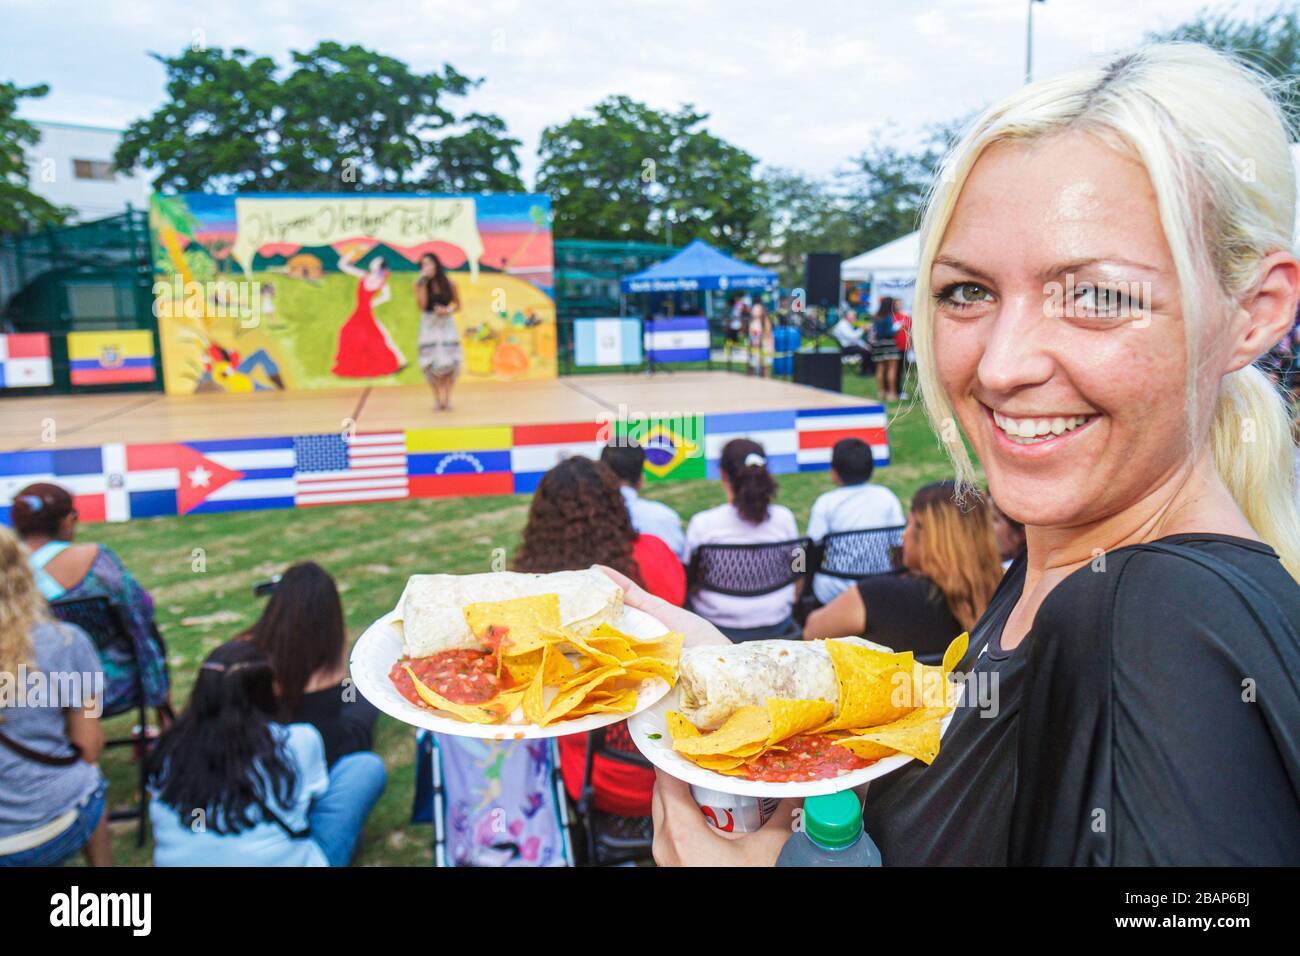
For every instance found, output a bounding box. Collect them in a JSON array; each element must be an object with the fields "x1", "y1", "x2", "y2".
[{"x1": 150, "y1": 193, "x2": 556, "y2": 394}]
